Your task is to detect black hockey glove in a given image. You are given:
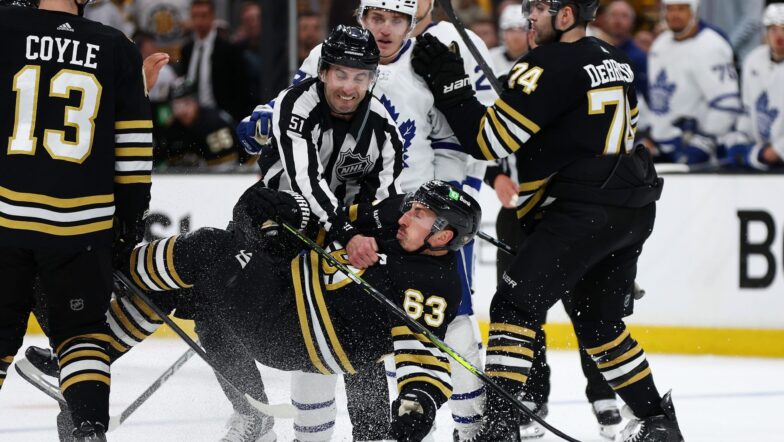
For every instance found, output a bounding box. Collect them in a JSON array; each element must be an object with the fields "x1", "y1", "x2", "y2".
[
  {"x1": 113, "y1": 212, "x2": 146, "y2": 271},
  {"x1": 233, "y1": 183, "x2": 318, "y2": 243},
  {"x1": 389, "y1": 389, "x2": 437, "y2": 442},
  {"x1": 411, "y1": 34, "x2": 475, "y2": 109}
]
